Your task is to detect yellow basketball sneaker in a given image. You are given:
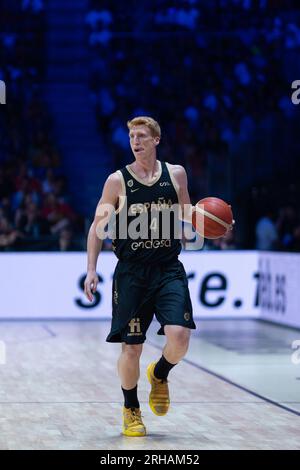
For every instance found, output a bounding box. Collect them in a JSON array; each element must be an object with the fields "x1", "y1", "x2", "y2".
[
  {"x1": 122, "y1": 407, "x2": 146, "y2": 437},
  {"x1": 147, "y1": 362, "x2": 170, "y2": 416}
]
